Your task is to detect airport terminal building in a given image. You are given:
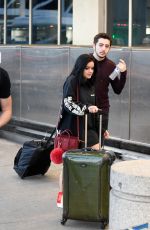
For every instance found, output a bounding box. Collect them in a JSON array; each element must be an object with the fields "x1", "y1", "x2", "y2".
[
  {"x1": 0, "y1": 0, "x2": 150, "y2": 152},
  {"x1": 1, "y1": 0, "x2": 150, "y2": 46}
]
